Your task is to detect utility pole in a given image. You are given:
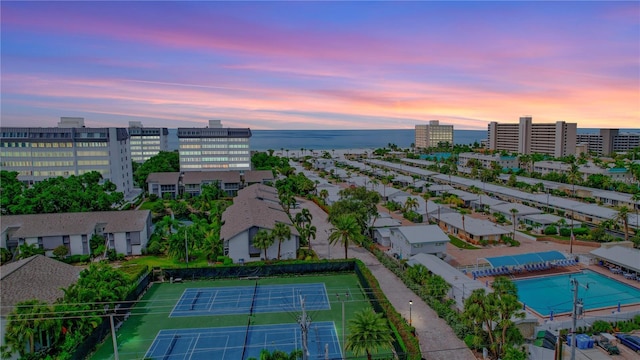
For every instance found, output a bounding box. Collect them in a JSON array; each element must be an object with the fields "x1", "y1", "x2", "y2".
[
  {"x1": 109, "y1": 313, "x2": 119, "y2": 360},
  {"x1": 185, "y1": 230, "x2": 189, "y2": 268},
  {"x1": 337, "y1": 292, "x2": 349, "y2": 359},
  {"x1": 298, "y1": 295, "x2": 311, "y2": 360},
  {"x1": 570, "y1": 278, "x2": 586, "y2": 360}
]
